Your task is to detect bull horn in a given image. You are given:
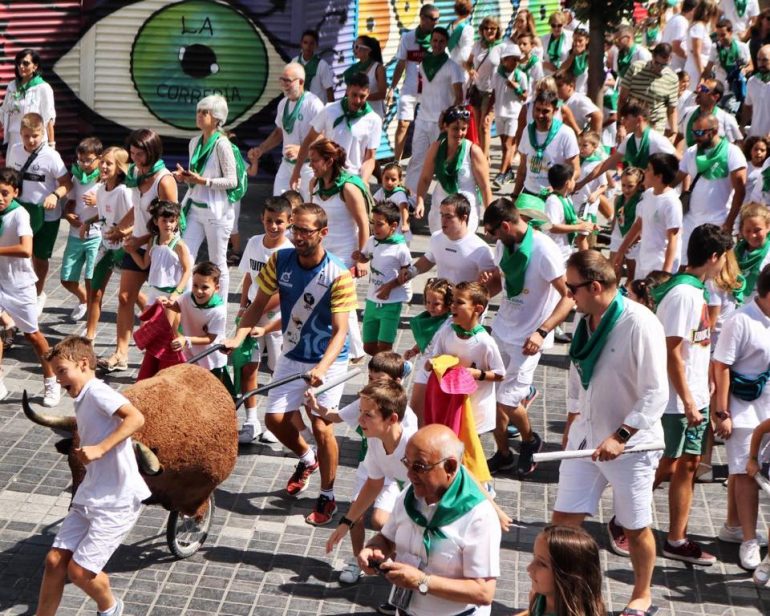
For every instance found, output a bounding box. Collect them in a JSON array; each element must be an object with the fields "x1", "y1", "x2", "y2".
[
  {"x1": 22, "y1": 391, "x2": 76, "y2": 432},
  {"x1": 134, "y1": 442, "x2": 162, "y2": 476}
]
